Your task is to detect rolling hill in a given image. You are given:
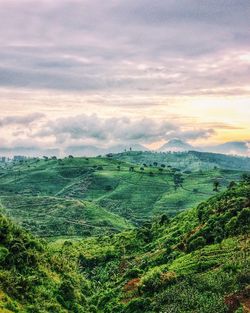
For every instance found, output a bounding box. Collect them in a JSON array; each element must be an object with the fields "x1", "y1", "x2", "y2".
[
  {"x1": 112, "y1": 150, "x2": 250, "y2": 171},
  {"x1": 1, "y1": 176, "x2": 249, "y2": 312},
  {"x1": 0, "y1": 153, "x2": 248, "y2": 237},
  {"x1": 52, "y1": 177, "x2": 250, "y2": 313}
]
